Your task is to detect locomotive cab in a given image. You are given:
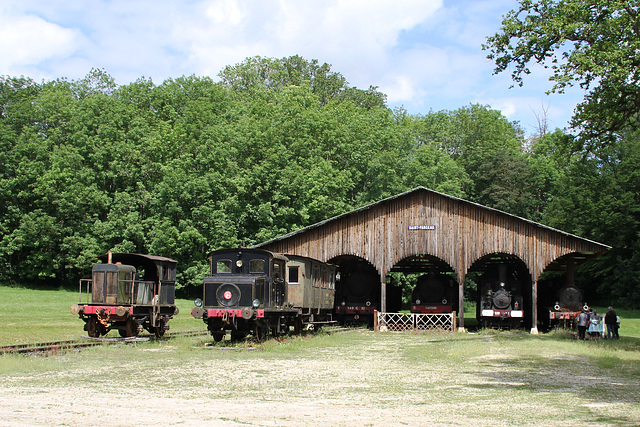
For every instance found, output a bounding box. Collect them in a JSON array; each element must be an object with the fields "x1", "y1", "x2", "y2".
[{"x1": 91, "y1": 263, "x2": 137, "y2": 305}]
